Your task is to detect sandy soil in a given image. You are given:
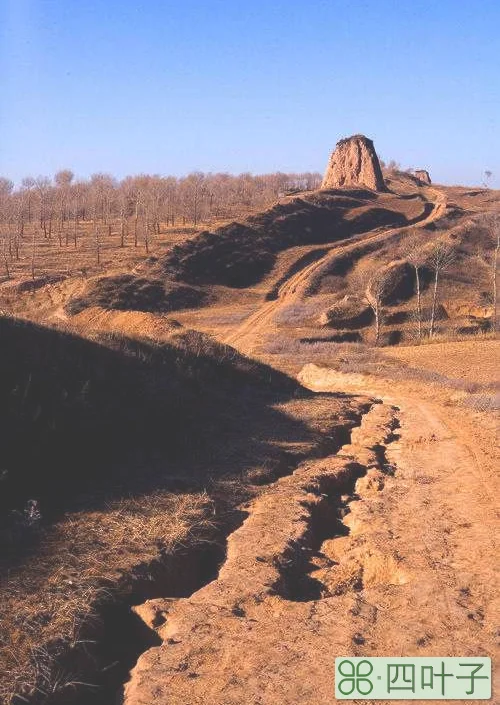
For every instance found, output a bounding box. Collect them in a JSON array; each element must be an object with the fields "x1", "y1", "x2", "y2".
[{"x1": 386, "y1": 339, "x2": 499, "y2": 386}]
